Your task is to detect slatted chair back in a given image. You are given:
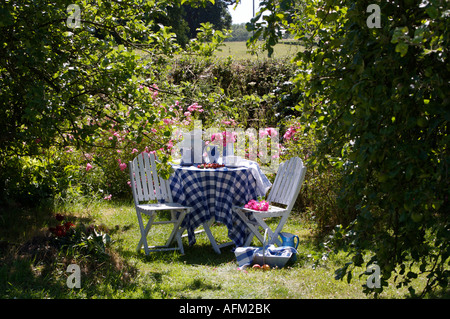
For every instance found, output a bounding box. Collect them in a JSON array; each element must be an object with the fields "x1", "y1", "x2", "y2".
[
  {"x1": 129, "y1": 152, "x2": 173, "y2": 205},
  {"x1": 266, "y1": 157, "x2": 307, "y2": 209}
]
